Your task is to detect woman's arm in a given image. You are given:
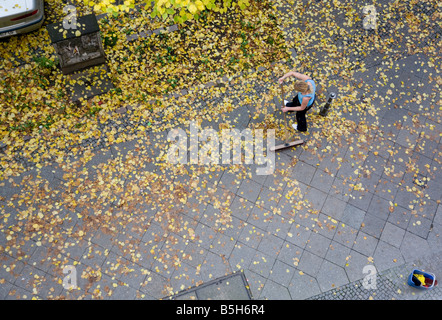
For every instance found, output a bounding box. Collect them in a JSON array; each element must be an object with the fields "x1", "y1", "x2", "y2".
[
  {"x1": 278, "y1": 71, "x2": 311, "y2": 83},
  {"x1": 282, "y1": 97, "x2": 310, "y2": 112}
]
